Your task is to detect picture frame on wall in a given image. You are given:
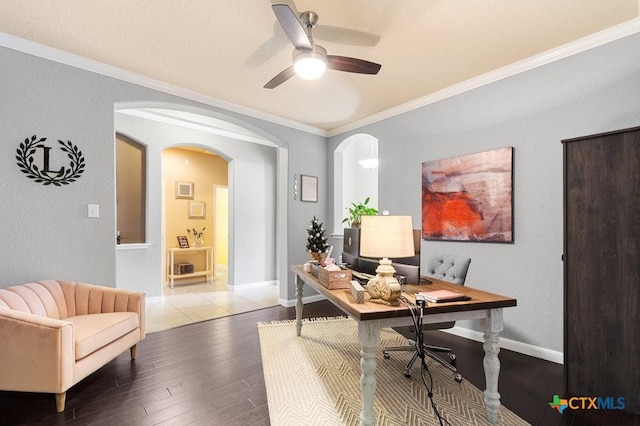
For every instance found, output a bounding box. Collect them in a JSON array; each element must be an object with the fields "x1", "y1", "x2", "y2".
[
  {"x1": 188, "y1": 201, "x2": 206, "y2": 219},
  {"x1": 175, "y1": 181, "x2": 194, "y2": 199},
  {"x1": 300, "y1": 175, "x2": 318, "y2": 202},
  {"x1": 421, "y1": 147, "x2": 514, "y2": 243},
  {"x1": 177, "y1": 235, "x2": 189, "y2": 248}
]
